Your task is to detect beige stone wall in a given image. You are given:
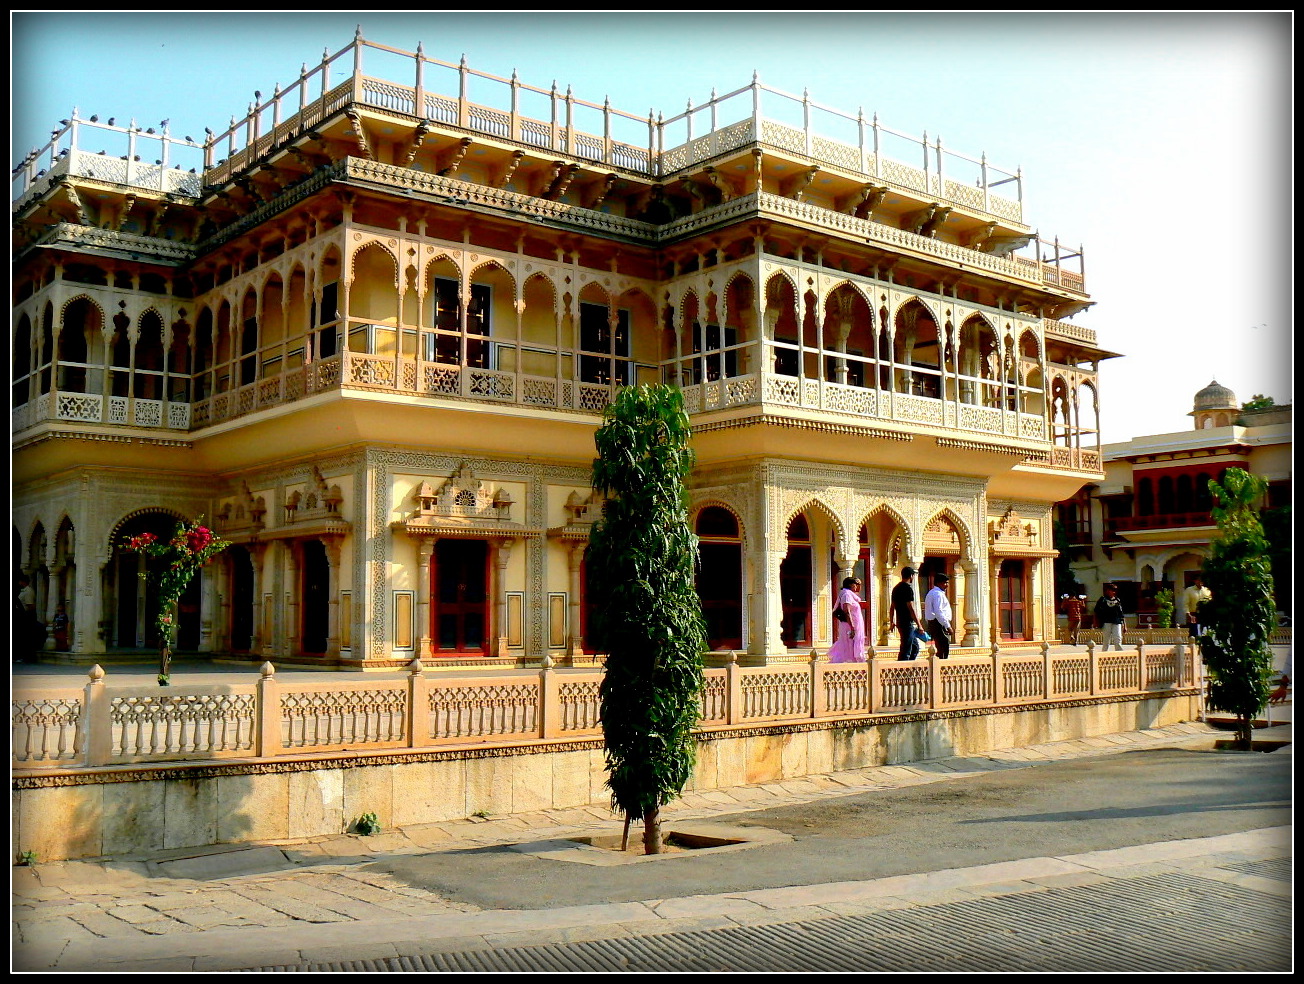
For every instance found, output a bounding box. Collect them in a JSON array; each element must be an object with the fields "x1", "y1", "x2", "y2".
[{"x1": 12, "y1": 694, "x2": 1197, "y2": 862}]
